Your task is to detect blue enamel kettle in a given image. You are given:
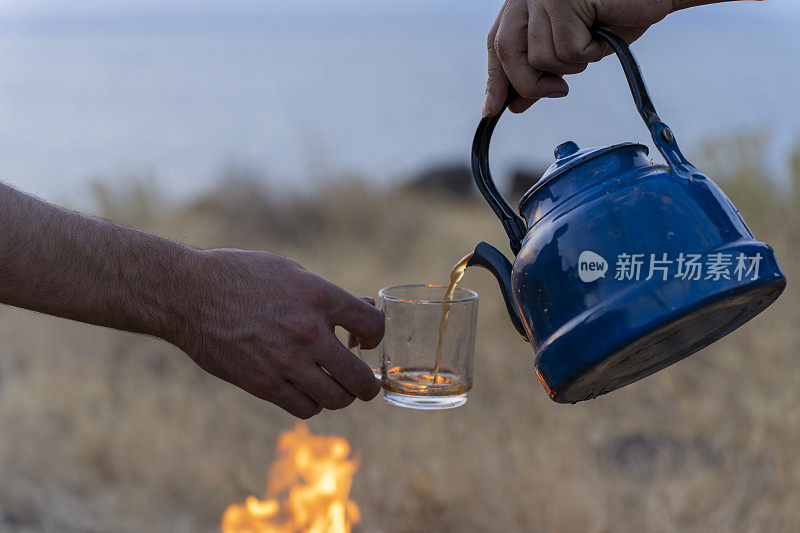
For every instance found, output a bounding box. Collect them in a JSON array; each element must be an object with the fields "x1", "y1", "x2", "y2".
[{"x1": 467, "y1": 29, "x2": 786, "y2": 403}]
